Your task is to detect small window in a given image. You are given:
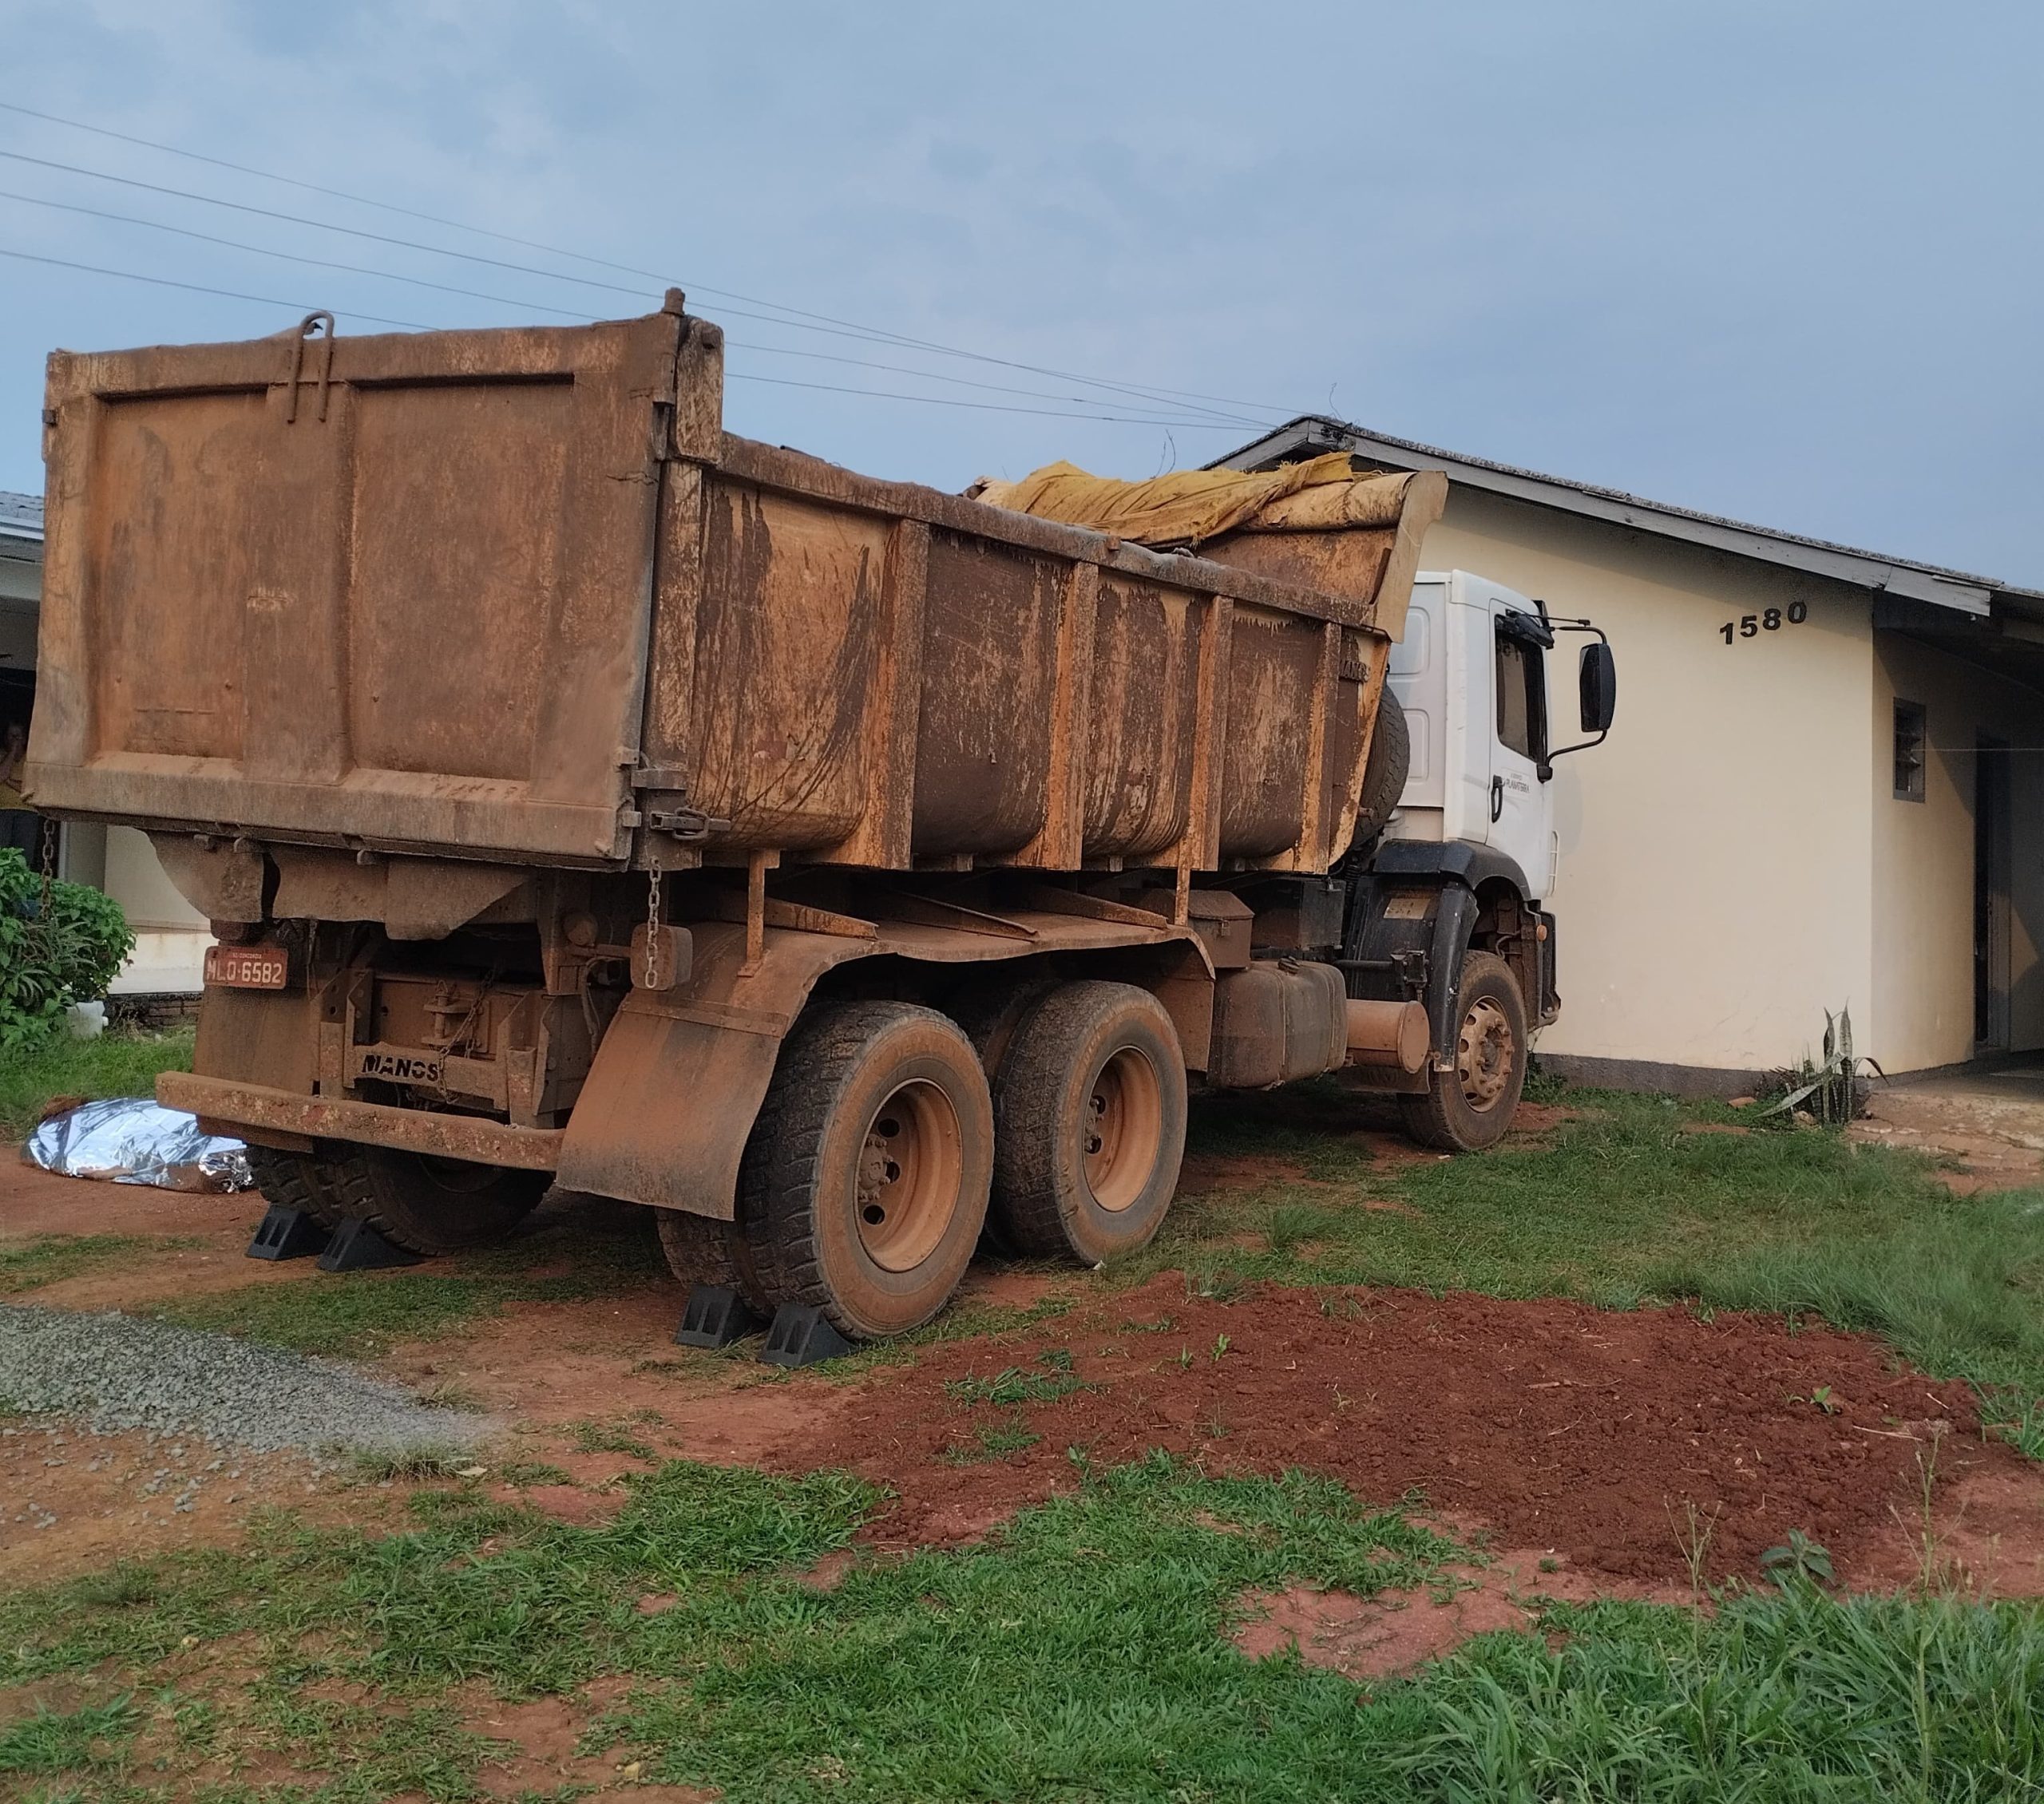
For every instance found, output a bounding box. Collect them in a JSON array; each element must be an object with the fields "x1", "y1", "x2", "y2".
[
  {"x1": 1894, "y1": 699, "x2": 1927, "y2": 801},
  {"x1": 1495, "y1": 629, "x2": 1546, "y2": 764},
  {"x1": 1388, "y1": 610, "x2": 1429, "y2": 677}
]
